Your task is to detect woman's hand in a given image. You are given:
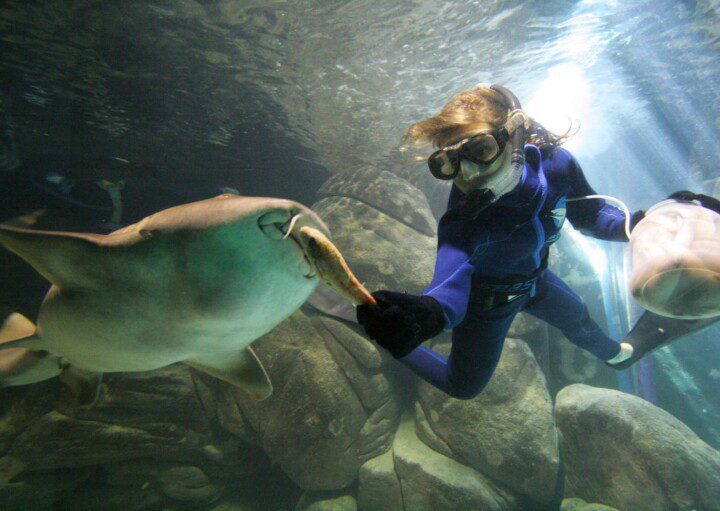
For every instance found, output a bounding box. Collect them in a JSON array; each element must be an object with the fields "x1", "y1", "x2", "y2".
[{"x1": 356, "y1": 291, "x2": 445, "y2": 359}]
